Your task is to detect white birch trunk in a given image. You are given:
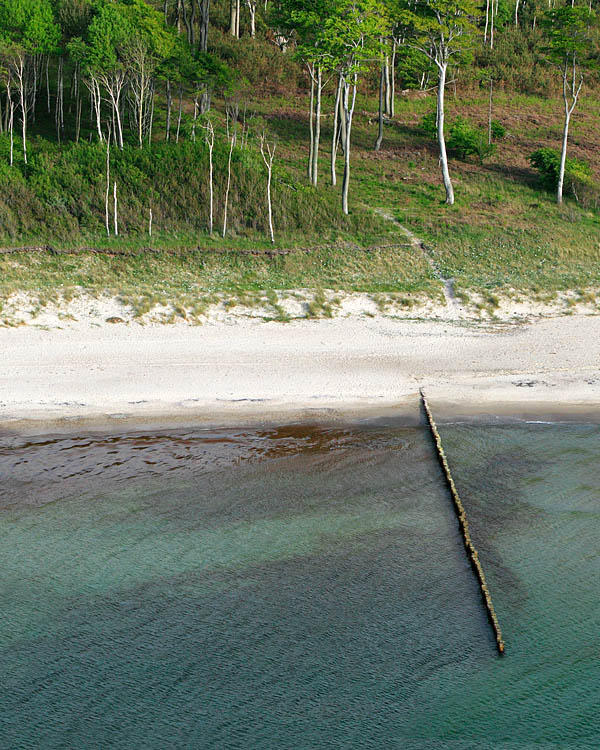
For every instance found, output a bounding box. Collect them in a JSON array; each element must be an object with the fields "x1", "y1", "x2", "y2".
[
  {"x1": 113, "y1": 181, "x2": 118, "y2": 236},
  {"x1": 307, "y1": 68, "x2": 314, "y2": 182},
  {"x1": 311, "y1": 66, "x2": 322, "y2": 187},
  {"x1": 105, "y1": 132, "x2": 111, "y2": 236},
  {"x1": 222, "y1": 135, "x2": 234, "y2": 237},
  {"x1": 331, "y1": 75, "x2": 342, "y2": 186},
  {"x1": 437, "y1": 62, "x2": 454, "y2": 205},
  {"x1": 260, "y1": 132, "x2": 276, "y2": 243},
  {"x1": 341, "y1": 74, "x2": 357, "y2": 216}
]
